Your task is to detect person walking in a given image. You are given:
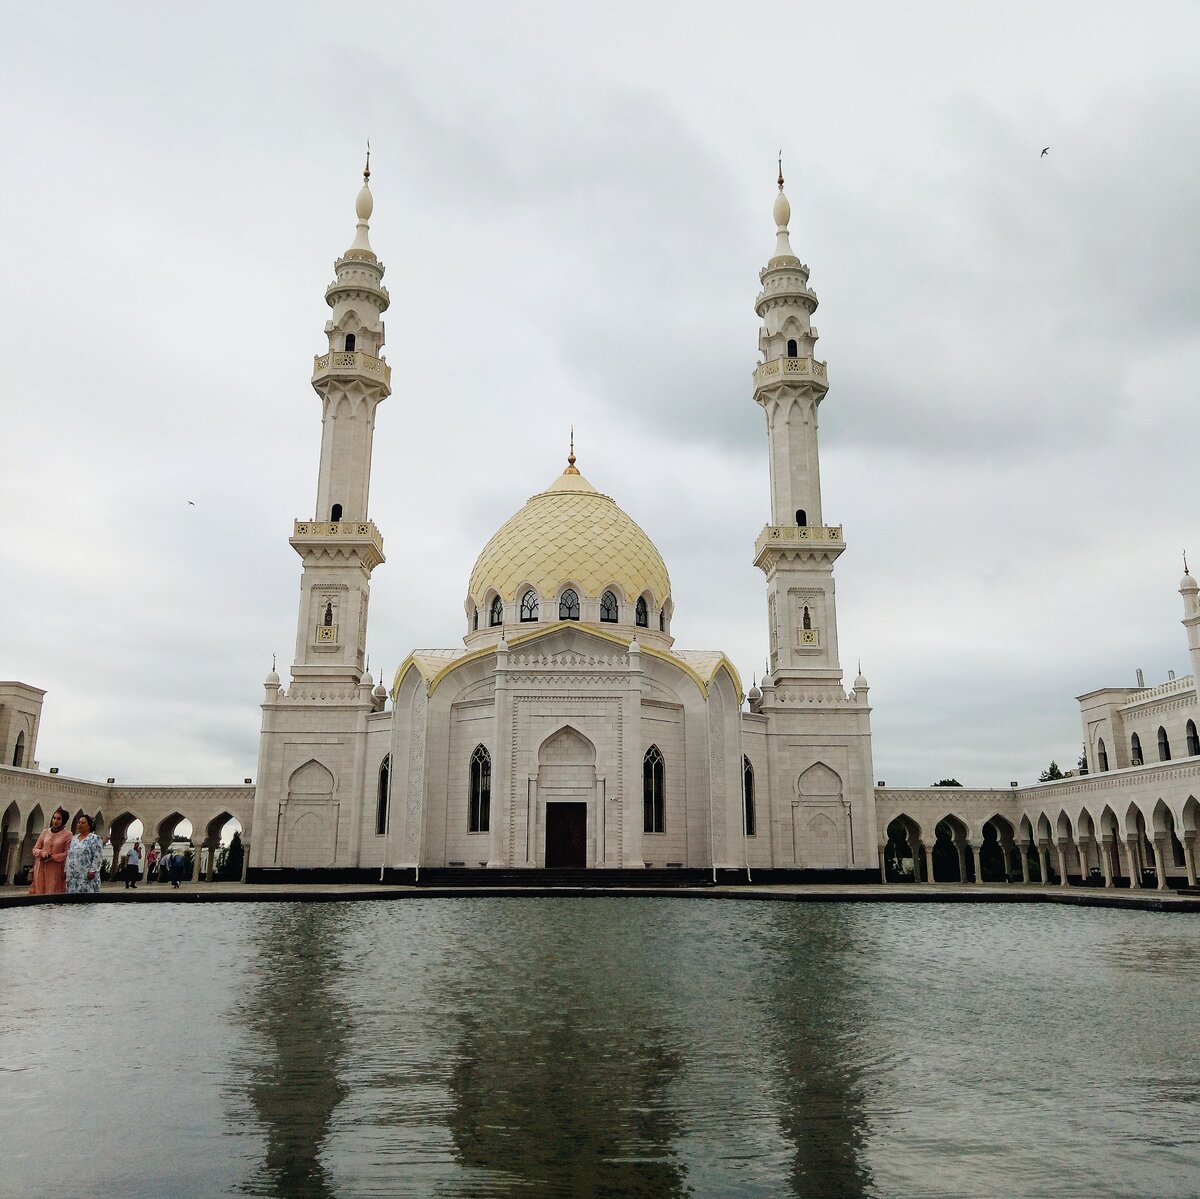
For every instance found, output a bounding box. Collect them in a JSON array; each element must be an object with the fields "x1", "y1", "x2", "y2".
[
  {"x1": 124, "y1": 839, "x2": 143, "y2": 889},
  {"x1": 29, "y1": 807, "x2": 72, "y2": 895},
  {"x1": 65, "y1": 813, "x2": 103, "y2": 895},
  {"x1": 146, "y1": 843, "x2": 159, "y2": 884},
  {"x1": 169, "y1": 850, "x2": 184, "y2": 889}
]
